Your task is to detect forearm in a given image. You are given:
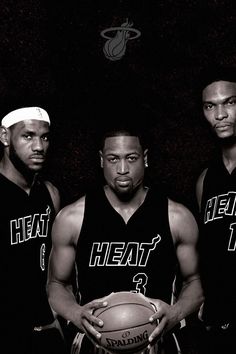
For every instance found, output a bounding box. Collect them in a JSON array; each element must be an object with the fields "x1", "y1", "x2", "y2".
[
  {"x1": 47, "y1": 280, "x2": 81, "y2": 325},
  {"x1": 147, "y1": 277, "x2": 204, "y2": 343},
  {"x1": 173, "y1": 277, "x2": 204, "y2": 322}
]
